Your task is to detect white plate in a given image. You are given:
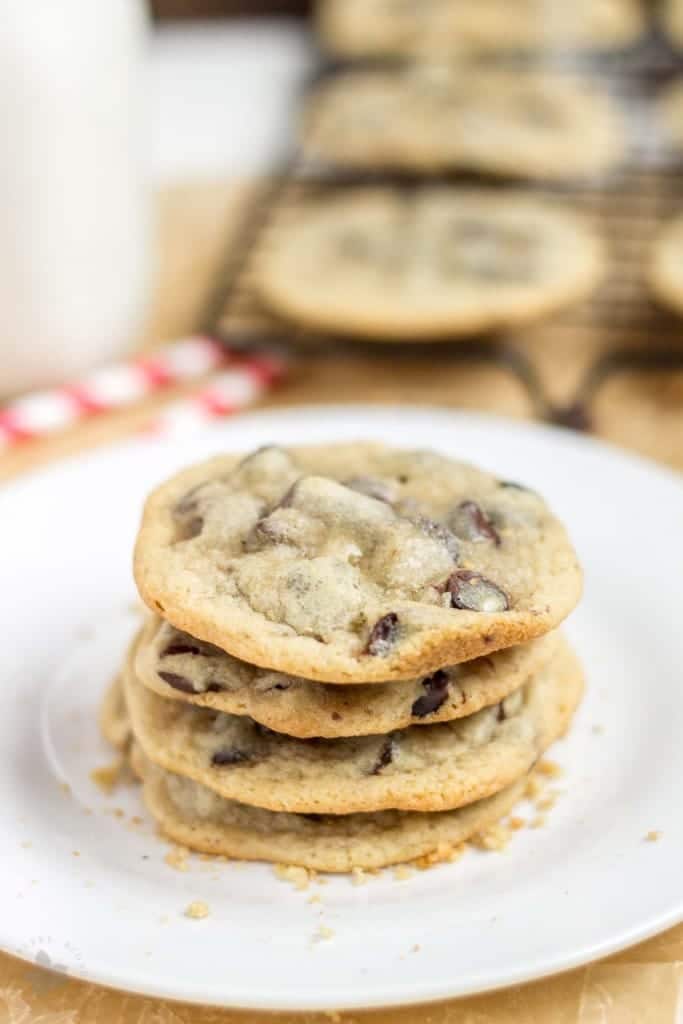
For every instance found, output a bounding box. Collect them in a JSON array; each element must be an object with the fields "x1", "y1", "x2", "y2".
[{"x1": 2, "y1": 405, "x2": 682, "y2": 1012}]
